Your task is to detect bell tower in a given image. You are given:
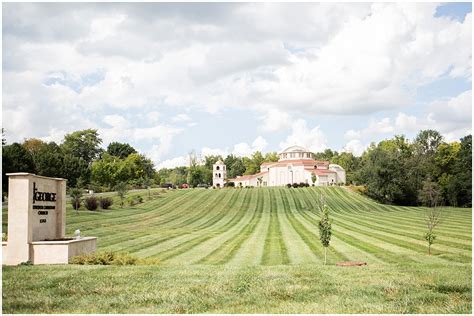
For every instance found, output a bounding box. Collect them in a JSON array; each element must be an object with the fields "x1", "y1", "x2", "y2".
[{"x1": 212, "y1": 160, "x2": 226, "y2": 188}]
